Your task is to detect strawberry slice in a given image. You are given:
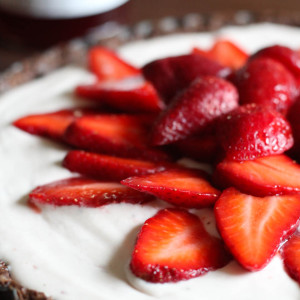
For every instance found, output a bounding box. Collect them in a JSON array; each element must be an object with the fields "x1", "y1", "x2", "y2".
[
  {"x1": 13, "y1": 108, "x2": 97, "y2": 142},
  {"x1": 214, "y1": 188, "x2": 300, "y2": 271},
  {"x1": 252, "y1": 45, "x2": 300, "y2": 78},
  {"x1": 214, "y1": 155, "x2": 300, "y2": 197},
  {"x1": 63, "y1": 150, "x2": 172, "y2": 181},
  {"x1": 194, "y1": 40, "x2": 248, "y2": 70},
  {"x1": 130, "y1": 208, "x2": 231, "y2": 282},
  {"x1": 236, "y1": 57, "x2": 297, "y2": 114},
  {"x1": 122, "y1": 168, "x2": 220, "y2": 208},
  {"x1": 142, "y1": 53, "x2": 232, "y2": 101},
  {"x1": 216, "y1": 104, "x2": 294, "y2": 161},
  {"x1": 208, "y1": 40, "x2": 248, "y2": 70},
  {"x1": 280, "y1": 231, "x2": 300, "y2": 284},
  {"x1": 64, "y1": 114, "x2": 170, "y2": 162},
  {"x1": 151, "y1": 76, "x2": 238, "y2": 145},
  {"x1": 89, "y1": 47, "x2": 140, "y2": 81},
  {"x1": 75, "y1": 76, "x2": 165, "y2": 113},
  {"x1": 29, "y1": 177, "x2": 153, "y2": 207}
]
